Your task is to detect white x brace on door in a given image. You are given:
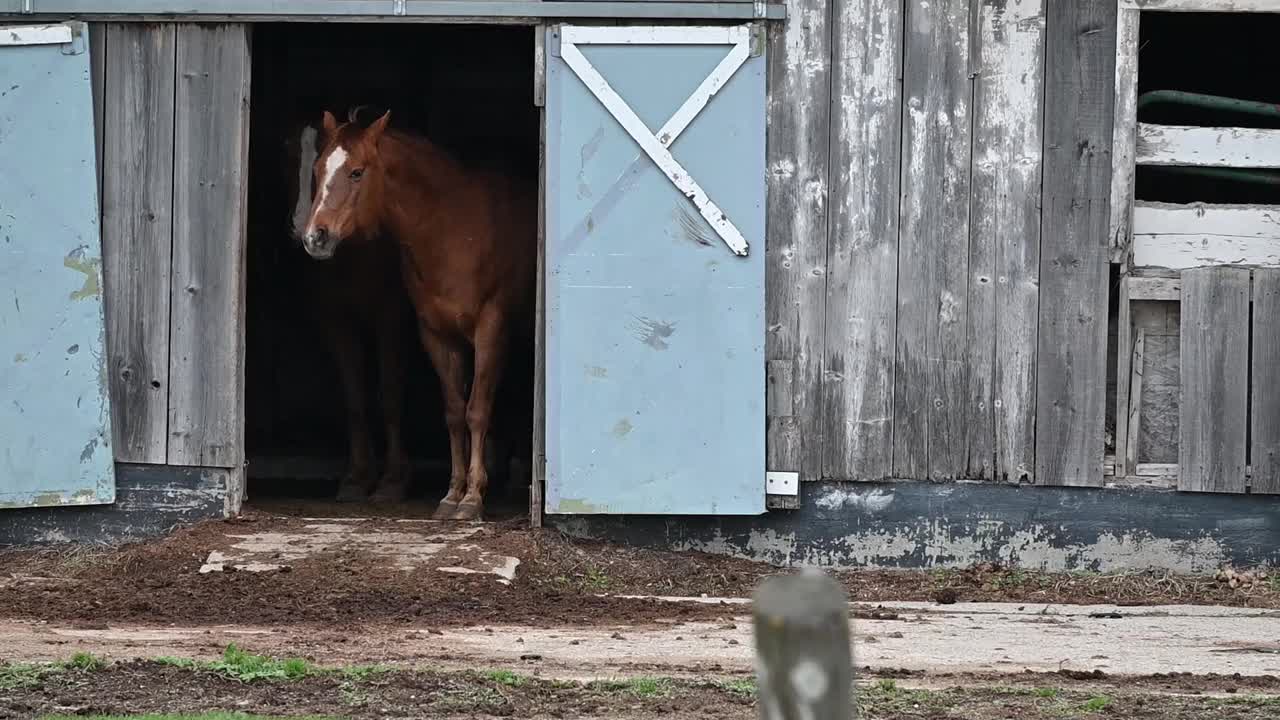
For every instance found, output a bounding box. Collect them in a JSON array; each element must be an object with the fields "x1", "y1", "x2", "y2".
[
  {"x1": 544, "y1": 24, "x2": 767, "y2": 515},
  {"x1": 557, "y1": 25, "x2": 754, "y2": 256}
]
